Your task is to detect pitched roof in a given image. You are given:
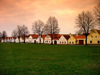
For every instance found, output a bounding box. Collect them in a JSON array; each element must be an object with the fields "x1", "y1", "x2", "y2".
[
  {"x1": 97, "y1": 30, "x2": 100, "y2": 34},
  {"x1": 28, "y1": 34, "x2": 39, "y2": 39},
  {"x1": 73, "y1": 36, "x2": 86, "y2": 40},
  {"x1": 48, "y1": 34, "x2": 62, "y2": 40},
  {"x1": 63, "y1": 35, "x2": 70, "y2": 40},
  {"x1": 41, "y1": 35, "x2": 46, "y2": 40},
  {"x1": 12, "y1": 37, "x2": 16, "y2": 39},
  {"x1": 6, "y1": 37, "x2": 12, "y2": 40}
]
